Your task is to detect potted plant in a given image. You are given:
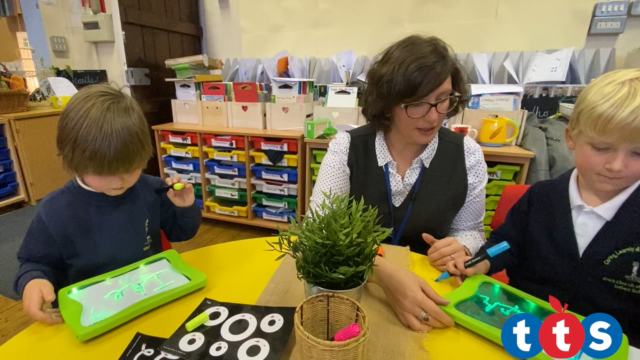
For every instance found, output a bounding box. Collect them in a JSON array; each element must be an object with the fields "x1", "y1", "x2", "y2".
[{"x1": 268, "y1": 193, "x2": 392, "y2": 301}]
